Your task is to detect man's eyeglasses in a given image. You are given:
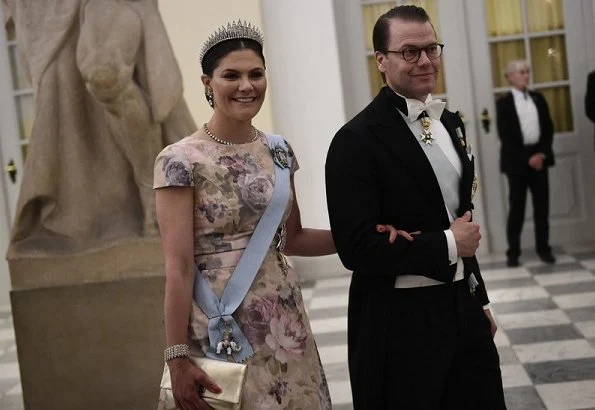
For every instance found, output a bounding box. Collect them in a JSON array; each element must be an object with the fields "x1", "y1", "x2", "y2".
[{"x1": 383, "y1": 44, "x2": 444, "y2": 63}]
